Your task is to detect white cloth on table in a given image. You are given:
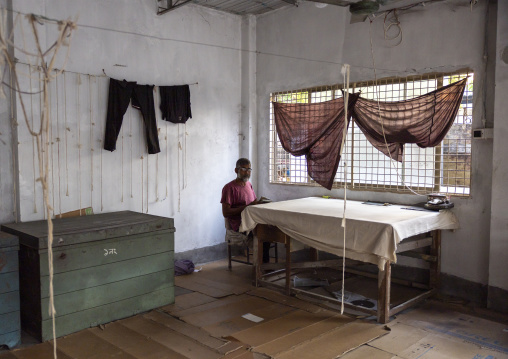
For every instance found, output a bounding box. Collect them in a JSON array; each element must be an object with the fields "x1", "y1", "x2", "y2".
[{"x1": 240, "y1": 197, "x2": 459, "y2": 270}]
